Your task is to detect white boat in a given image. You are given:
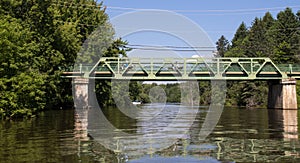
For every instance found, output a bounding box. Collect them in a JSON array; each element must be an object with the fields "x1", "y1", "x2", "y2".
[{"x1": 132, "y1": 101, "x2": 142, "y2": 105}]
